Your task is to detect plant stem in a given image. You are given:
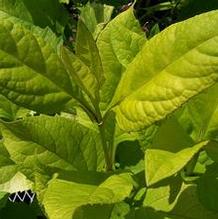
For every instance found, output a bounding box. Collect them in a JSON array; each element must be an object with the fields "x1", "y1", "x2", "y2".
[
  {"x1": 94, "y1": 104, "x2": 113, "y2": 171},
  {"x1": 98, "y1": 122, "x2": 113, "y2": 171},
  {"x1": 141, "y1": 2, "x2": 175, "y2": 13}
]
